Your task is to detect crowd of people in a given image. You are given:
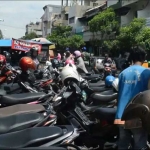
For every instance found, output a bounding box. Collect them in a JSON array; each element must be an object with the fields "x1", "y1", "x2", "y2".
[{"x1": 51, "y1": 50, "x2": 89, "y2": 74}]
